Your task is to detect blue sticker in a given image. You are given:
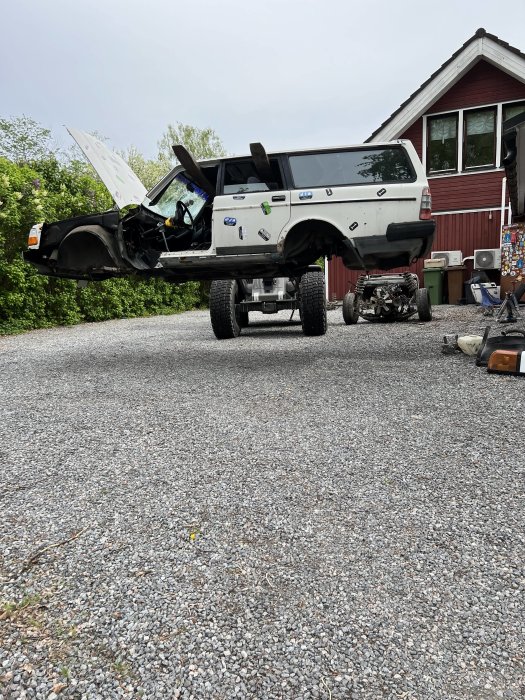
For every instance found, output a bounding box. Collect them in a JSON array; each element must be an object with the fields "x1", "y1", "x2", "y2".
[
  {"x1": 224, "y1": 217, "x2": 237, "y2": 226},
  {"x1": 299, "y1": 191, "x2": 313, "y2": 200}
]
